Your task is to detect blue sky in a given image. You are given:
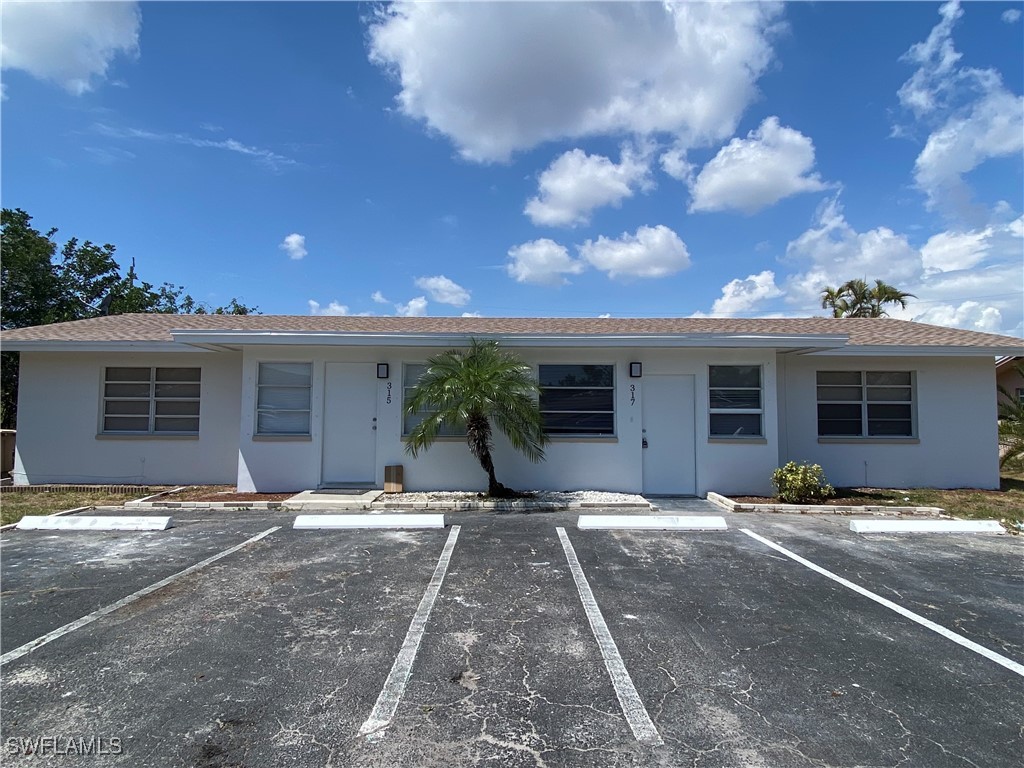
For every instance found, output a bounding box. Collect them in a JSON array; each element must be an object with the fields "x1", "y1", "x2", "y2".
[{"x1": 2, "y1": 1, "x2": 1022, "y2": 335}]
